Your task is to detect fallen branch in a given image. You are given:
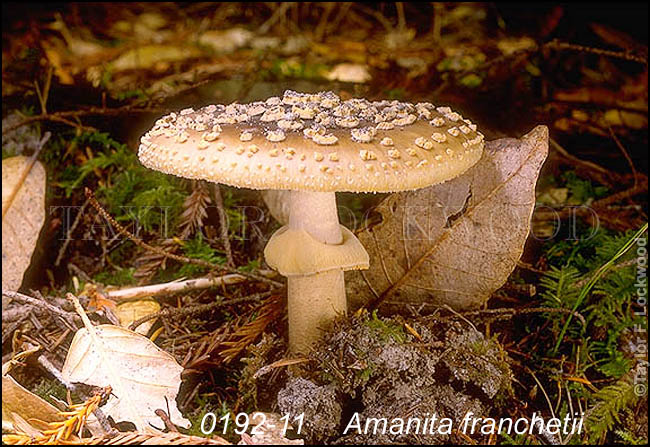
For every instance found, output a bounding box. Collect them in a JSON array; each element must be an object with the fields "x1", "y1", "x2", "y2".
[
  {"x1": 2, "y1": 290, "x2": 79, "y2": 330},
  {"x1": 105, "y1": 271, "x2": 277, "y2": 301}
]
